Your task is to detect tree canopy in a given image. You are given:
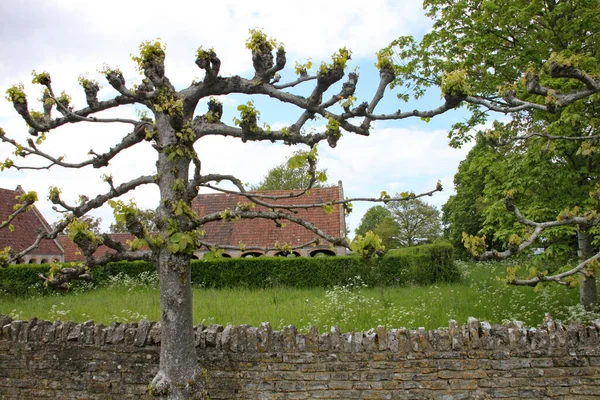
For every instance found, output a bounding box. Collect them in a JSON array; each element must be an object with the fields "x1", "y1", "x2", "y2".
[
  {"x1": 109, "y1": 207, "x2": 156, "y2": 233},
  {"x1": 355, "y1": 205, "x2": 391, "y2": 237},
  {"x1": 388, "y1": 198, "x2": 441, "y2": 247},
  {"x1": 358, "y1": 199, "x2": 441, "y2": 250},
  {"x1": 250, "y1": 150, "x2": 328, "y2": 191},
  {"x1": 391, "y1": 0, "x2": 600, "y2": 307}
]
